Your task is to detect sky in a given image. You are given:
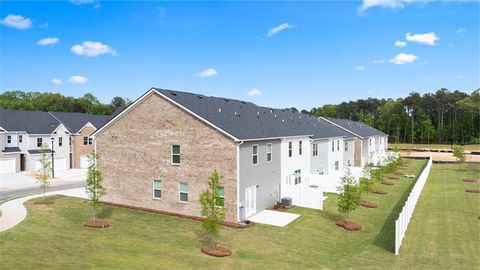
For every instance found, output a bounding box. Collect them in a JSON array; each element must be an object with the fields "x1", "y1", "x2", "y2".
[{"x1": 0, "y1": 0, "x2": 479, "y2": 110}]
